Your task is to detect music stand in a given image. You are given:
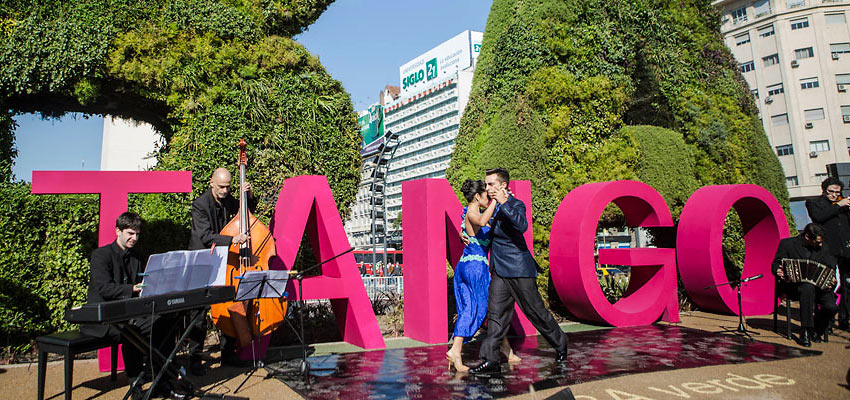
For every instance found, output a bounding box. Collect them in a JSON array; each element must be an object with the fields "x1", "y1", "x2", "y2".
[
  {"x1": 705, "y1": 273, "x2": 764, "y2": 341},
  {"x1": 231, "y1": 270, "x2": 289, "y2": 393}
]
